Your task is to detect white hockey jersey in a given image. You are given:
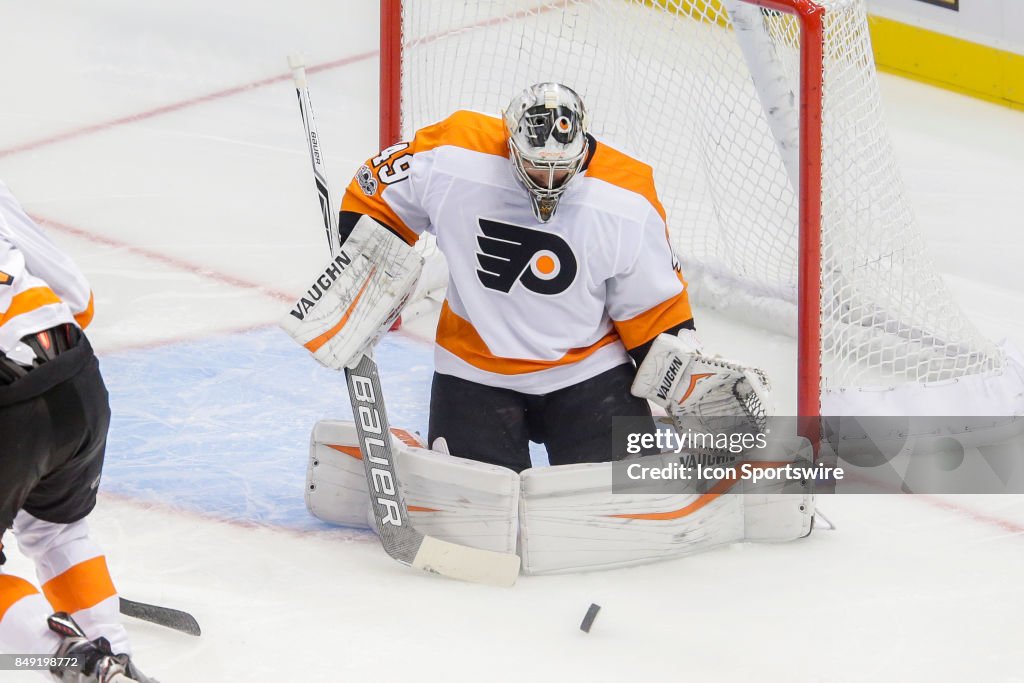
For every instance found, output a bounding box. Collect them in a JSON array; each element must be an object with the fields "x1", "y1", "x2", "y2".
[
  {"x1": 0, "y1": 180, "x2": 94, "y2": 355},
  {"x1": 342, "y1": 111, "x2": 692, "y2": 394}
]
